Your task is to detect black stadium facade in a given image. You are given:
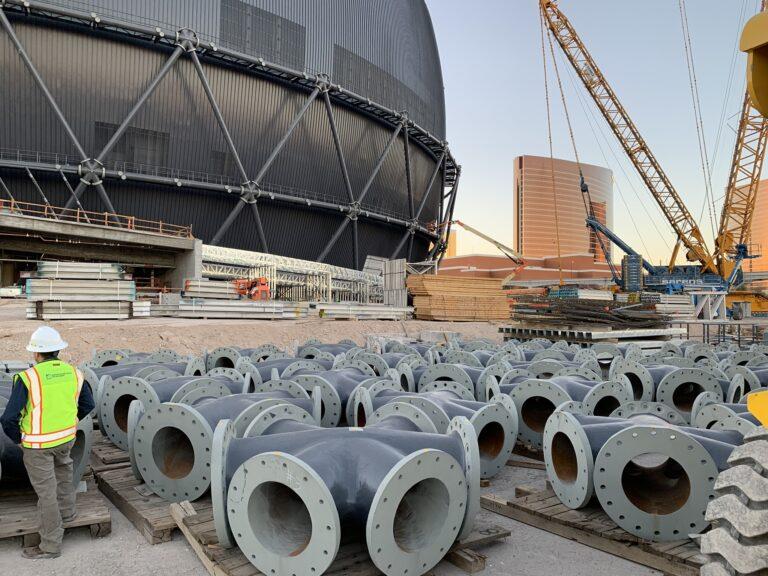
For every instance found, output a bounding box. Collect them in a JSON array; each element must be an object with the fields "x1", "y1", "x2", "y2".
[{"x1": 0, "y1": 0, "x2": 458, "y2": 269}]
